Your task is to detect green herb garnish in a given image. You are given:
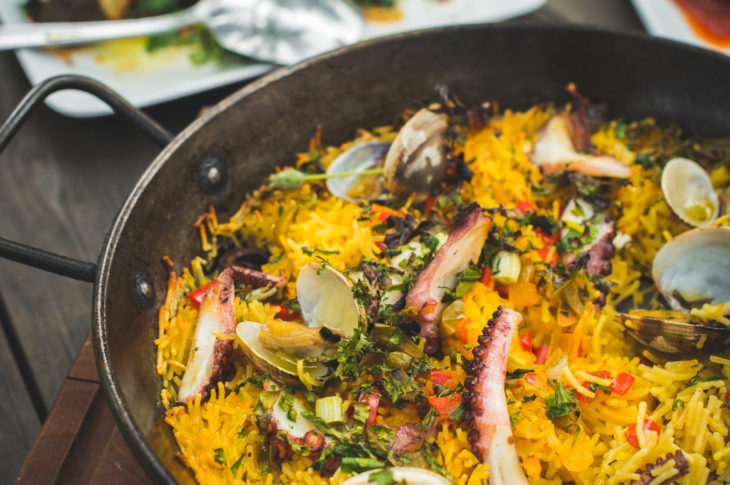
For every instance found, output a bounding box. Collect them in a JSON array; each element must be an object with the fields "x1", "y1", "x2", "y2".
[{"x1": 546, "y1": 382, "x2": 577, "y2": 419}]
